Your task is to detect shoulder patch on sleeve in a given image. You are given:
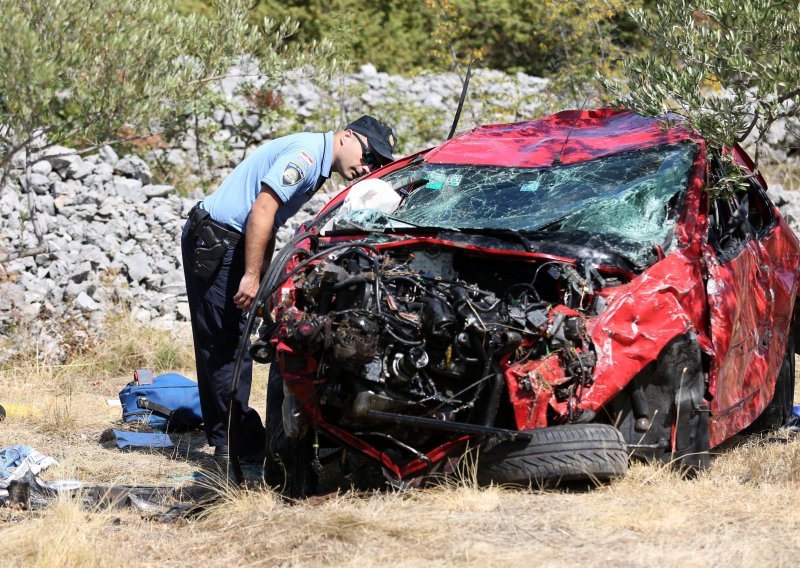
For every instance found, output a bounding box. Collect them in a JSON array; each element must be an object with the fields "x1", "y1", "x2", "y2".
[{"x1": 281, "y1": 162, "x2": 305, "y2": 186}]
